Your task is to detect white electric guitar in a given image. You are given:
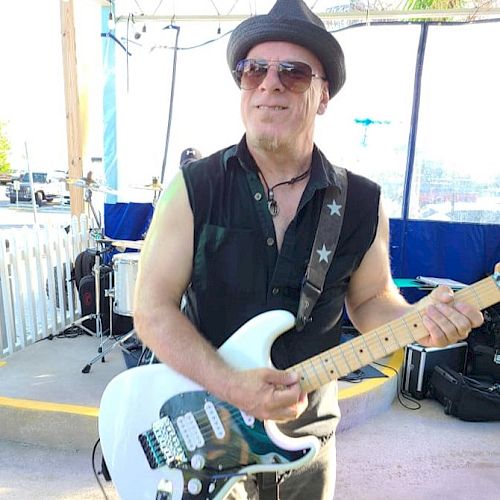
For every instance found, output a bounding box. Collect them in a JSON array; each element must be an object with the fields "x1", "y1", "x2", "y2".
[{"x1": 99, "y1": 268, "x2": 500, "y2": 500}]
